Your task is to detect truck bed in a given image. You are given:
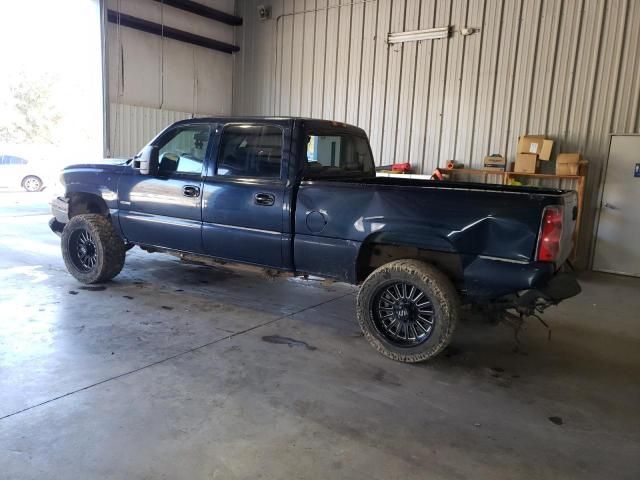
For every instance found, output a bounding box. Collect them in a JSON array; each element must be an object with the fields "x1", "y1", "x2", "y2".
[{"x1": 294, "y1": 176, "x2": 578, "y2": 293}]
